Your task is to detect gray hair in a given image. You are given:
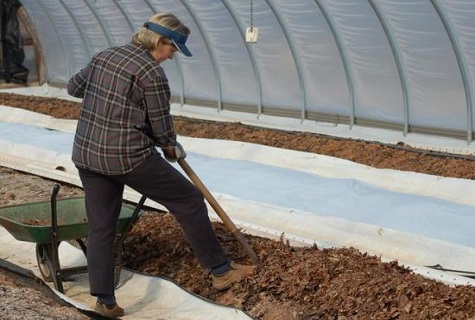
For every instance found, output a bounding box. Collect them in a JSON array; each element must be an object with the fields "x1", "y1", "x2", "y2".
[{"x1": 132, "y1": 13, "x2": 190, "y2": 51}]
